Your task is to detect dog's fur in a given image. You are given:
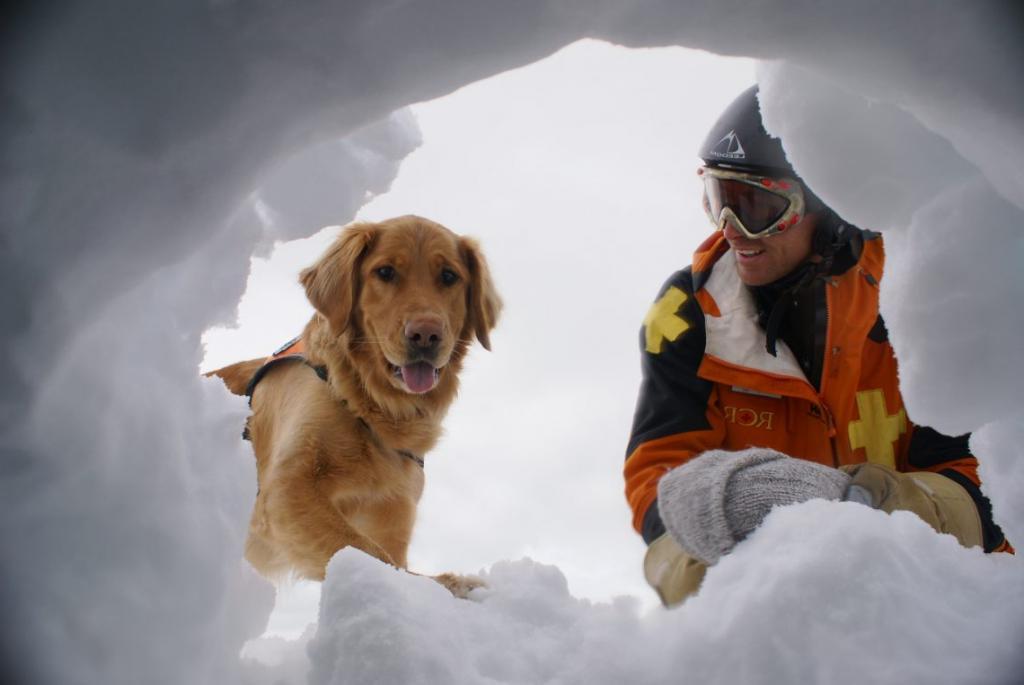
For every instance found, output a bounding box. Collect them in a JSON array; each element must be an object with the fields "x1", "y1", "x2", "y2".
[{"x1": 209, "y1": 216, "x2": 500, "y2": 594}]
